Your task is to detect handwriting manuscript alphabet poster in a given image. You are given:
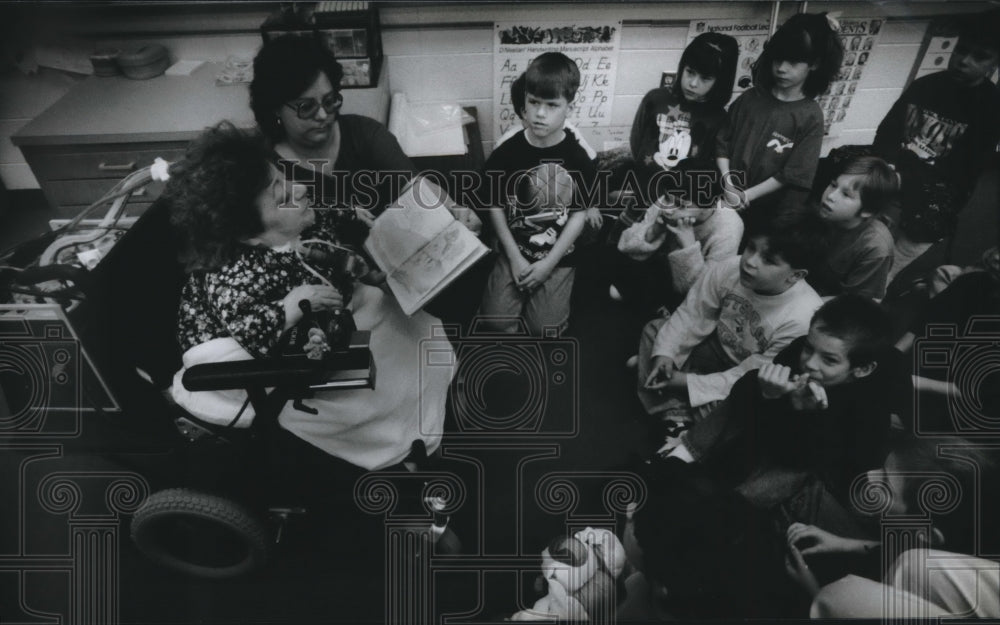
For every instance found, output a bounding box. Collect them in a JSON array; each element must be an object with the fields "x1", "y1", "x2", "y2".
[{"x1": 493, "y1": 21, "x2": 621, "y2": 139}]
